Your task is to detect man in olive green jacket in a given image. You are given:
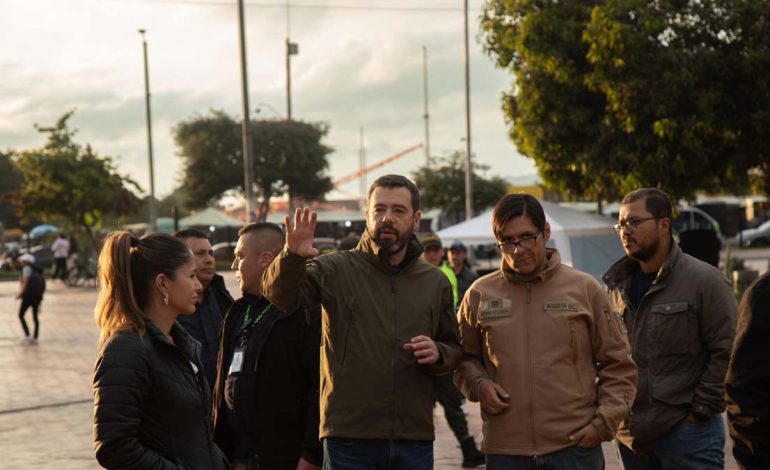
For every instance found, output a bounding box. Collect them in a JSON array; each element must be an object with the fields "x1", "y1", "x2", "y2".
[
  {"x1": 262, "y1": 174, "x2": 461, "y2": 470},
  {"x1": 604, "y1": 188, "x2": 736, "y2": 469}
]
